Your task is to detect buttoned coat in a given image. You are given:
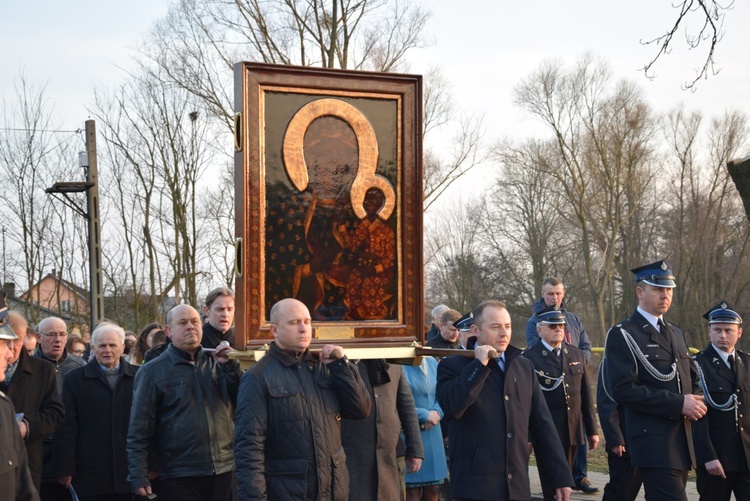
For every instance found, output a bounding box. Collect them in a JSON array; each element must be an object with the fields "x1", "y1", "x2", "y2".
[
  {"x1": 403, "y1": 357, "x2": 448, "y2": 485},
  {"x1": 33, "y1": 348, "x2": 85, "y2": 480},
  {"x1": 602, "y1": 309, "x2": 701, "y2": 470},
  {"x1": 437, "y1": 345, "x2": 573, "y2": 500},
  {"x1": 693, "y1": 344, "x2": 750, "y2": 471},
  {"x1": 52, "y1": 357, "x2": 138, "y2": 496},
  {"x1": 341, "y1": 362, "x2": 423, "y2": 501},
  {"x1": 522, "y1": 341, "x2": 597, "y2": 448},
  {"x1": 0, "y1": 349, "x2": 64, "y2": 491}
]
